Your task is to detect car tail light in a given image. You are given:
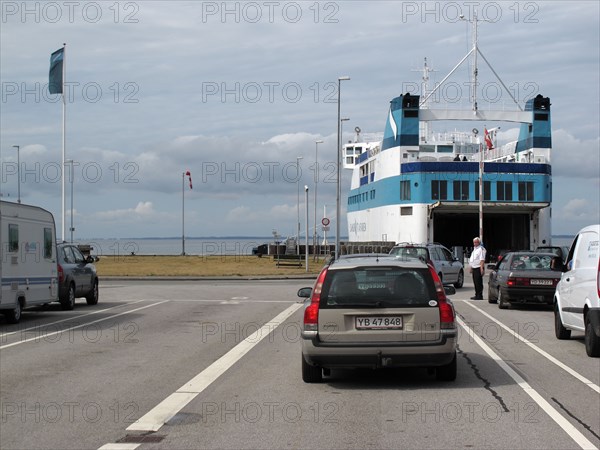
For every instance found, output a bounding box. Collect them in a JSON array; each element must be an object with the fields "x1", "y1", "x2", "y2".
[
  {"x1": 507, "y1": 277, "x2": 530, "y2": 287},
  {"x1": 304, "y1": 267, "x2": 328, "y2": 332},
  {"x1": 428, "y1": 265, "x2": 455, "y2": 329},
  {"x1": 58, "y1": 263, "x2": 64, "y2": 283}
]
